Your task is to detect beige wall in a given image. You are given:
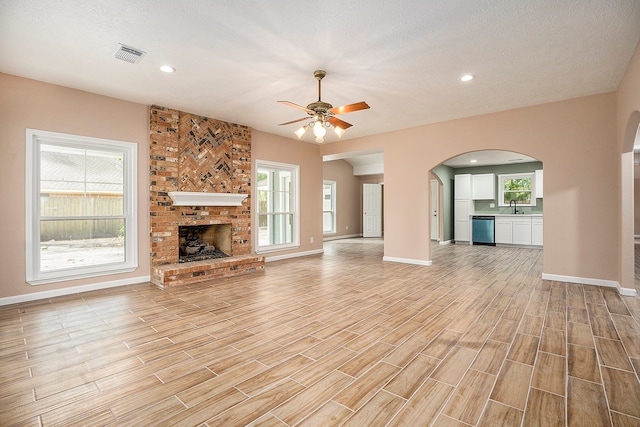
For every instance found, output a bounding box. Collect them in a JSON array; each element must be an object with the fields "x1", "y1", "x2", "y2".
[
  {"x1": 322, "y1": 160, "x2": 361, "y2": 238},
  {"x1": 320, "y1": 93, "x2": 619, "y2": 283},
  {"x1": 0, "y1": 73, "x2": 150, "y2": 300},
  {"x1": 251, "y1": 130, "x2": 324, "y2": 257},
  {"x1": 617, "y1": 44, "x2": 640, "y2": 152}
]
